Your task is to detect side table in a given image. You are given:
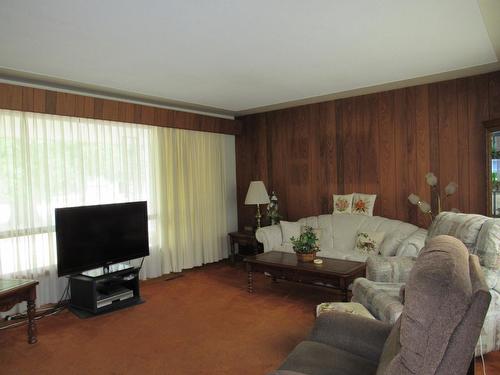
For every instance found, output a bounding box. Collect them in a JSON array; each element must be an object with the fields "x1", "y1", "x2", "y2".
[
  {"x1": 0, "y1": 279, "x2": 39, "y2": 344},
  {"x1": 228, "y1": 231, "x2": 262, "y2": 264}
]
